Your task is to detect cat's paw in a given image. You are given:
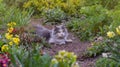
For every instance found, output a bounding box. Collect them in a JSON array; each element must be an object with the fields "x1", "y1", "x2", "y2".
[
  {"x1": 66, "y1": 39, "x2": 72, "y2": 43},
  {"x1": 48, "y1": 39, "x2": 55, "y2": 44},
  {"x1": 59, "y1": 42, "x2": 66, "y2": 45}
]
